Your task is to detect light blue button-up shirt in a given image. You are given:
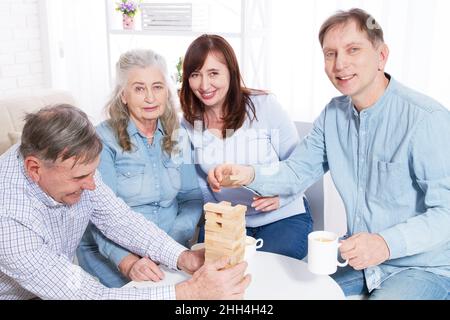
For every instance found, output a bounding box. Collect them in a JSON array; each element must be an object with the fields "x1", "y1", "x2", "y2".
[
  {"x1": 82, "y1": 120, "x2": 203, "y2": 267},
  {"x1": 249, "y1": 76, "x2": 450, "y2": 291},
  {"x1": 181, "y1": 94, "x2": 306, "y2": 227}
]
